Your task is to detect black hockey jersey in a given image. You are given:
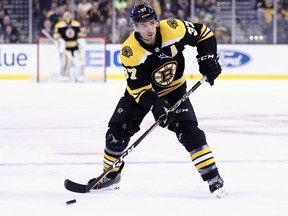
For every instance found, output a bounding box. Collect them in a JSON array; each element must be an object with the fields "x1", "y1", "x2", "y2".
[
  {"x1": 120, "y1": 18, "x2": 217, "y2": 110},
  {"x1": 54, "y1": 20, "x2": 85, "y2": 50}
]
